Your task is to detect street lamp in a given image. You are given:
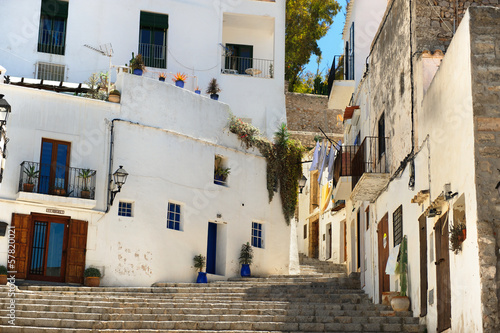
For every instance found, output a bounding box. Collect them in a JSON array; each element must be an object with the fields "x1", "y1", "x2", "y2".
[
  {"x1": 109, "y1": 165, "x2": 128, "y2": 205},
  {"x1": 298, "y1": 175, "x2": 307, "y2": 194},
  {"x1": 0, "y1": 94, "x2": 11, "y2": 127}
]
